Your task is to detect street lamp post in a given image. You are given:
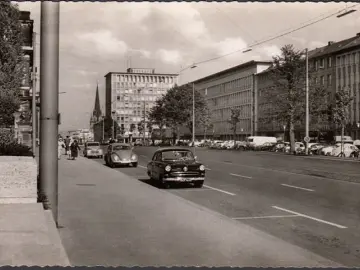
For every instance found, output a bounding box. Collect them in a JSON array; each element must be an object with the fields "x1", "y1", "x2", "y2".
[
  {"x1": 111, "y1": 111, "x2": 116, "y2": 139},
  {"x1": 305, "y1": 48, "x2": 310, "y2": 155},
  {"x1": 357, "y1": 122, "x2": 360, "y2": 140},
  {"x1": 192, "y1": 82, "x2": 195, "y2": 146}
]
